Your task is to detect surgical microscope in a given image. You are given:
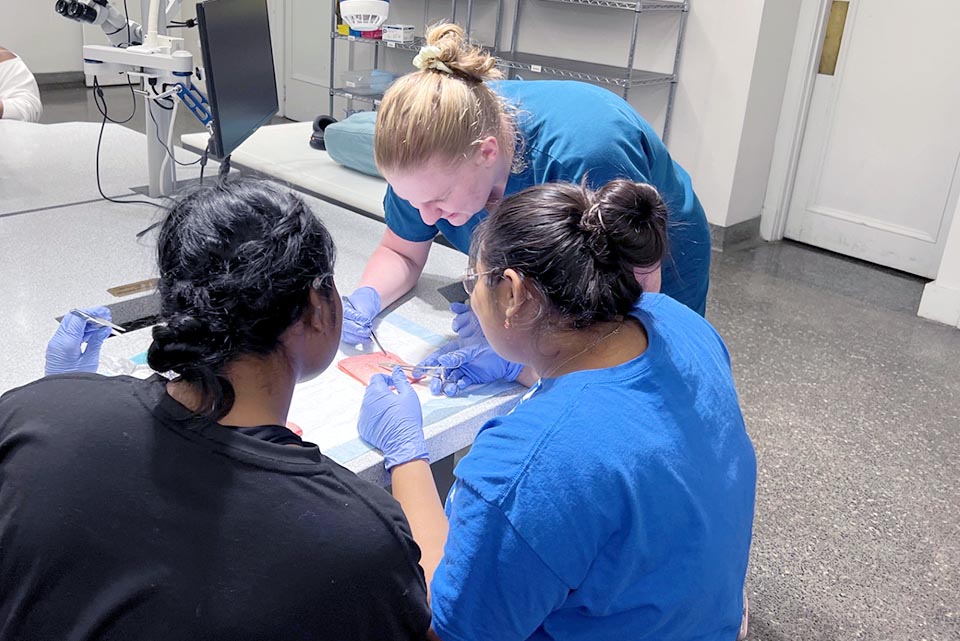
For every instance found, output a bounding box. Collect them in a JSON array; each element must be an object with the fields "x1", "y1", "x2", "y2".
[{"x1": 55, "y1": 0, "x2": 212, "y2": 197}]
